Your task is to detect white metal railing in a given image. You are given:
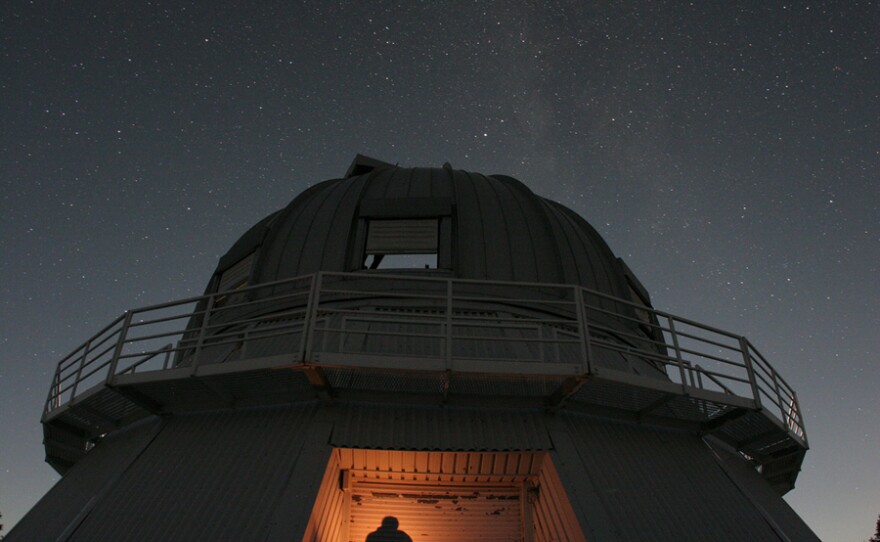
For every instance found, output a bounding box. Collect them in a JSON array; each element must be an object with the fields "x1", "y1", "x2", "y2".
[{"x1": 43, "y1": 271, "x2": 806, "y2": 444}]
